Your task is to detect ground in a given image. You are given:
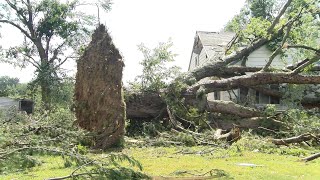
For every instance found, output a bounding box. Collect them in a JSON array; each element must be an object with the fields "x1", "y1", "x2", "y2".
[{"x1": 1, "y1": 140, "x2": 320, "y2": 180}]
